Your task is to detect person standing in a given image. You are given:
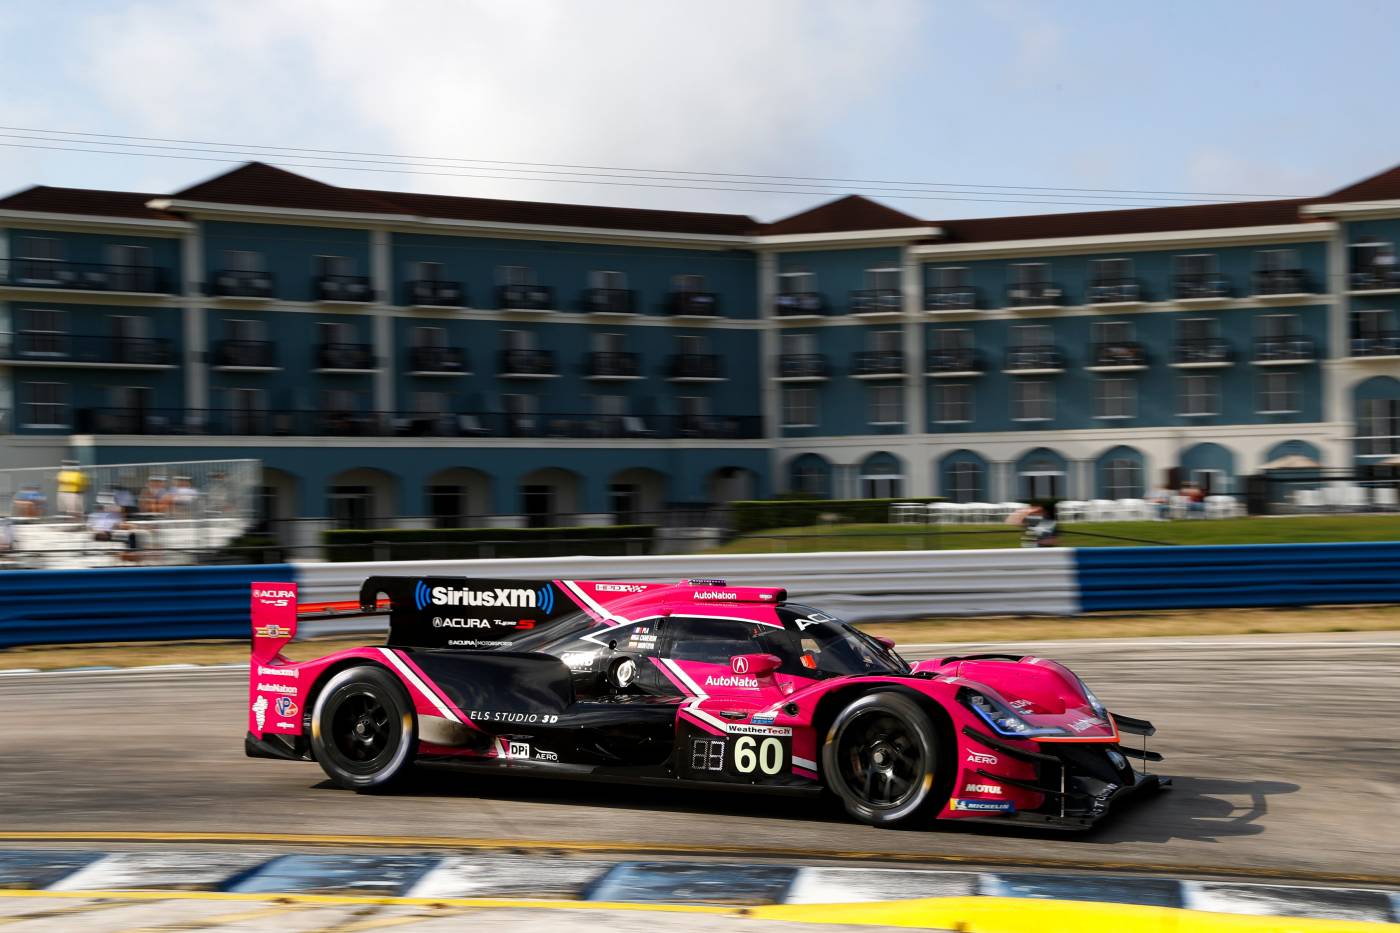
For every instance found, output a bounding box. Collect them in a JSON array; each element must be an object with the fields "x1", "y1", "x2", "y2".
[{"x1": 57, "y1": 460, "x2": 87, "y2": 522}]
